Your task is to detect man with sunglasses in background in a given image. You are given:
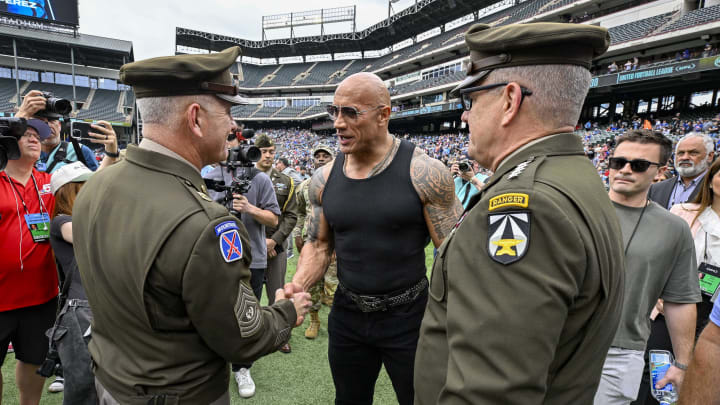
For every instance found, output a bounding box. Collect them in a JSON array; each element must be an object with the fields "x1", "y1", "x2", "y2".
[
  {"x1": 414, "y1": 23, "x2": 626, "y2": 404},
  {"x1": 594, "y1": 130, "x2": 700, "y2": 404},
  {"x1": 285, "y1": 71, "x2": 462, "y2": 405}
]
